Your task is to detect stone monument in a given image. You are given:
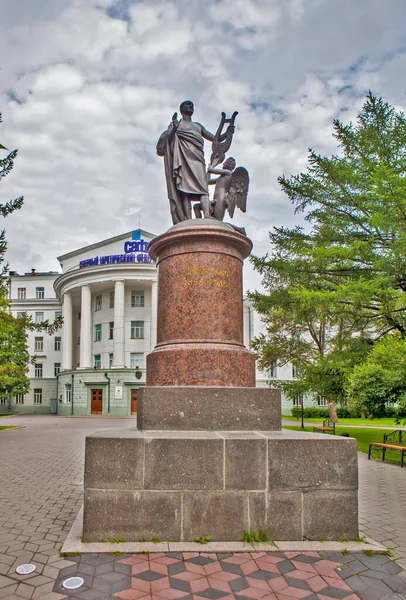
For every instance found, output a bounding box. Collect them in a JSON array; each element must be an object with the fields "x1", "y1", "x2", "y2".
[{"x1": 82, "y1": 102, "x2": 359, "y2": 542}]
